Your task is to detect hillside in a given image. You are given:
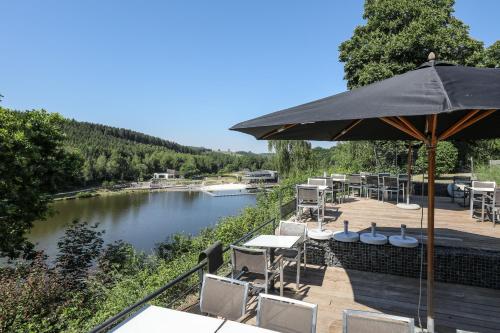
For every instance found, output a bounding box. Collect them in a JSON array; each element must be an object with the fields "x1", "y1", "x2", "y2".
[{"x1": 61, "y1": 119, "x2": 270, "y2": 185}]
